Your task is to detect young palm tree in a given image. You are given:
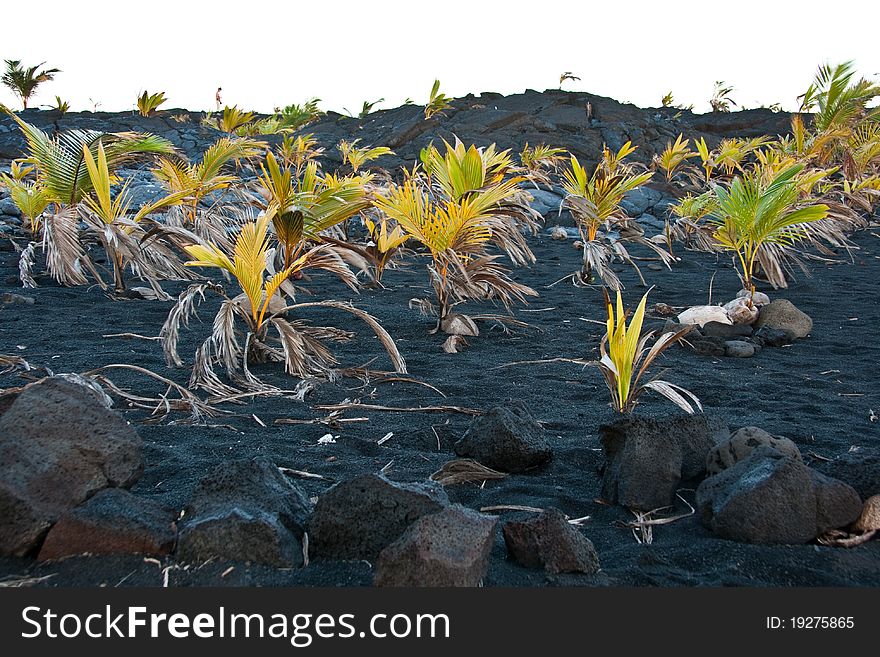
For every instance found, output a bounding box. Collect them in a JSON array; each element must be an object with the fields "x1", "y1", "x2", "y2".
[
  {"x1": 253, "y1": 151, "x2": 373, "y2": 298},
  {"x1": 2, "y1": 60, "x2": 60, "y2": 109},
  {"x1": 79, "y1": 143, "x2": 191, "y2": 293},
  {"x1": 560, "y1": 143, "x2": 671, "y2": 288},
  {"x1": 153, "y1": 136, "x2": 262, "y2": 224},
  {"x1": 161, "y1": 213, "x2": 405, "y2": 394},
  {"x1": 3, "y1": 108, "x2": 176, "y2": 286},
  {"x1": 708, "y1": 164, "x2": 829, "y2": 294},
  {"x1": 375, "y1": 177, "x2": 537, "y2": 333}
]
